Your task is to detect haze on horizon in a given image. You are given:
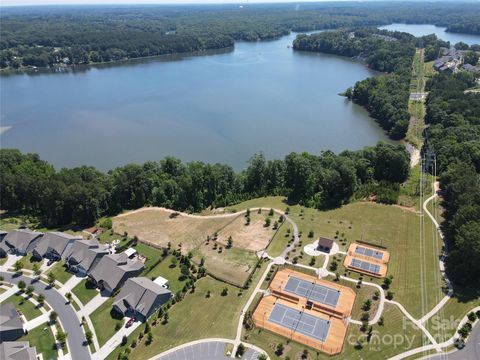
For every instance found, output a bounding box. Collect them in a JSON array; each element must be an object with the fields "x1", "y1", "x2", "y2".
[{"x1": 1, "y1": 0, "x2": 463, "y2": 7}]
